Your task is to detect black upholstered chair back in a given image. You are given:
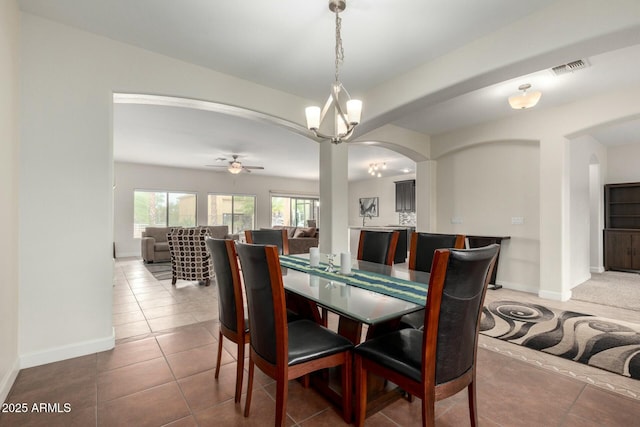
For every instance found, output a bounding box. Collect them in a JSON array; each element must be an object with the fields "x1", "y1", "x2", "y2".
[
  {"x1": 235, "y1": 242, "x2": 284, "y2": 366},
  {"x1": 357, "y1": 230, "x2": 399, "y2": 265},
  {"x1": 205, "y1": 238, "x2": 241, "y2": 333},
  {"x1": 409, "y1": 232, "x2": 465, "y2": 273},
  {"x1": 244, "y1": 229, "x2": 289, "y2": 255},
  {"x1": 430, "y1": 244, "x2": 499, "y2": 384}
]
